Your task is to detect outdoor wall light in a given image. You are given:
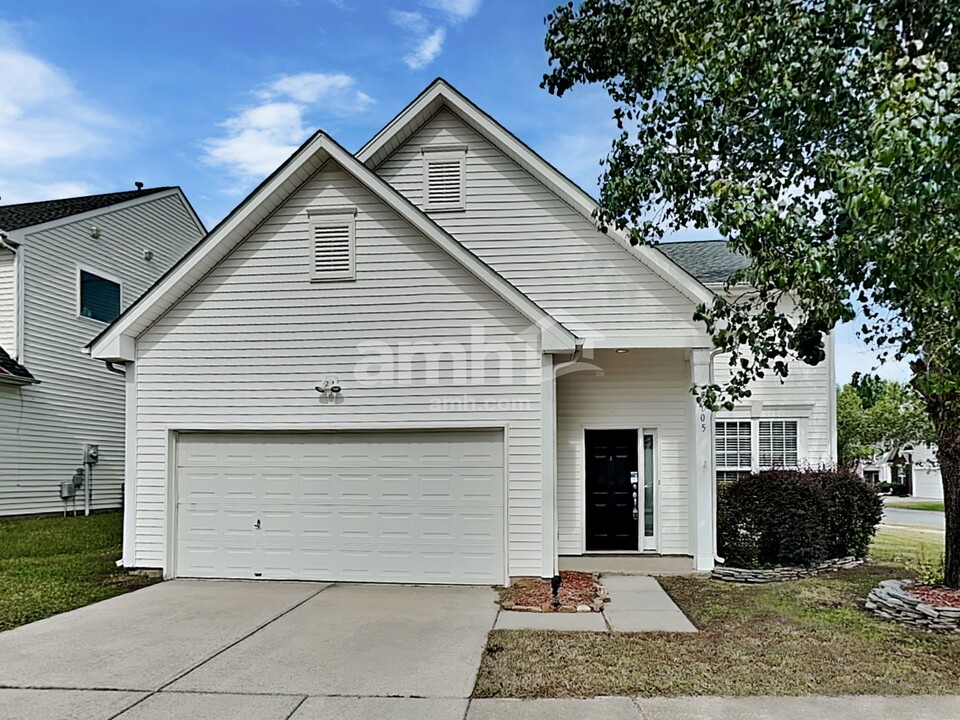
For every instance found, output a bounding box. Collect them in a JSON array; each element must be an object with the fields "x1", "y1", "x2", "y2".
[
  {"x1": 615, "y1": 348, "x2": 629, "y2": 354},
  {"x1": 315, "y1": 377, "x2": 342, "y2": 397}
]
